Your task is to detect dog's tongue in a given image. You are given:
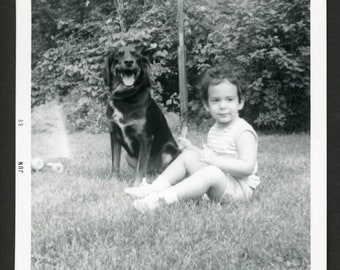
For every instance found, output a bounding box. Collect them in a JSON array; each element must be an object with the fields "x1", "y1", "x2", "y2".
[{"x1": 122, "y1": 75, "x2": 135, "y2": 87}]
